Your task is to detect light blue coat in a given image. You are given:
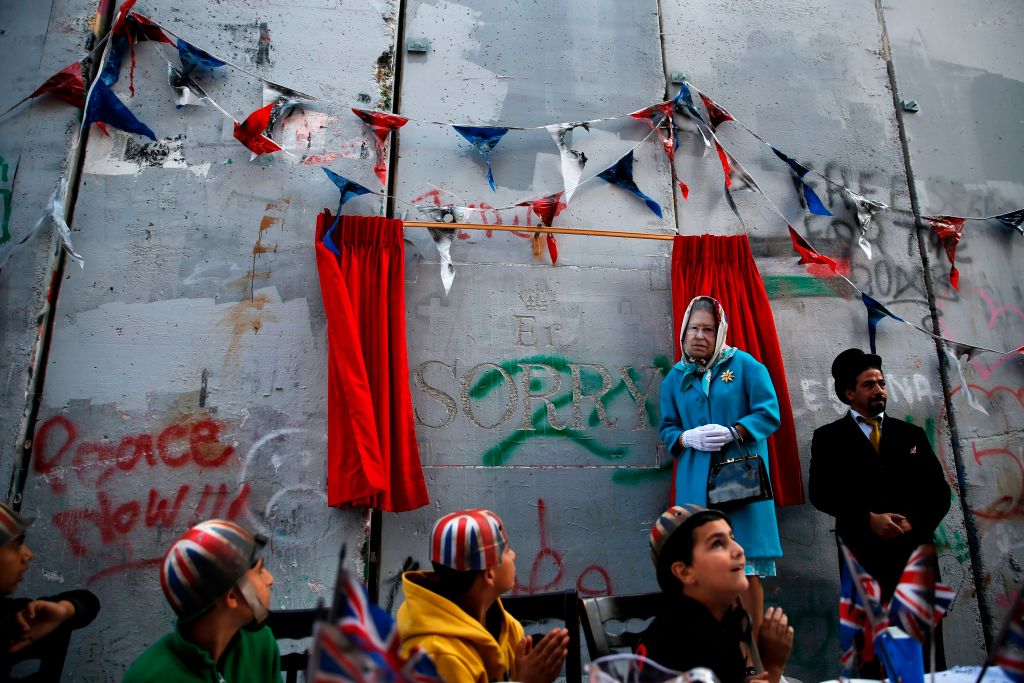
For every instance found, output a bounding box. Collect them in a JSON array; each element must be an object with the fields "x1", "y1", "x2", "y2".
[{"x1": 658, "y1": 349, "x2": 783, "y2": 559}]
